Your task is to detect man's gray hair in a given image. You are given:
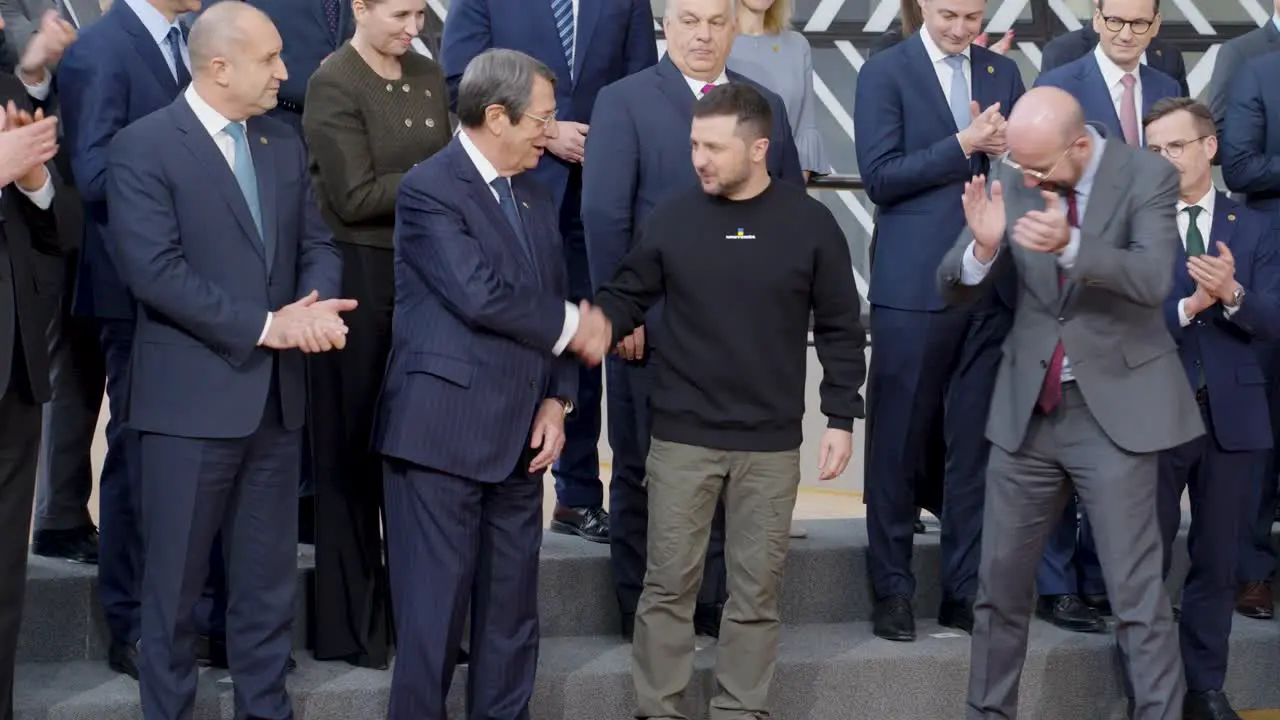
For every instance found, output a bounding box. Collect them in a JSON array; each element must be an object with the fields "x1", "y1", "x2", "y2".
[
  {"x1": 663, "y1": 0, "x2": 736, "y2": 20},
  {"x1": 455, "y1": 49, "x2": 557, "y2": 129}
]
